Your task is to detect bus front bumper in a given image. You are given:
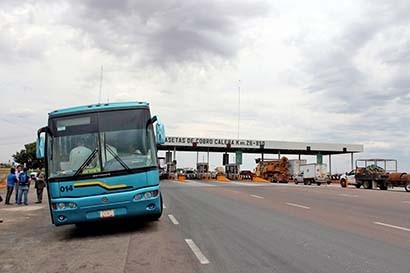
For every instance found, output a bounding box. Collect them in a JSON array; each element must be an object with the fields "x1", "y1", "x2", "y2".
[{"x1": 50, "y1": 185, "x2": 161, "y2": 226}]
